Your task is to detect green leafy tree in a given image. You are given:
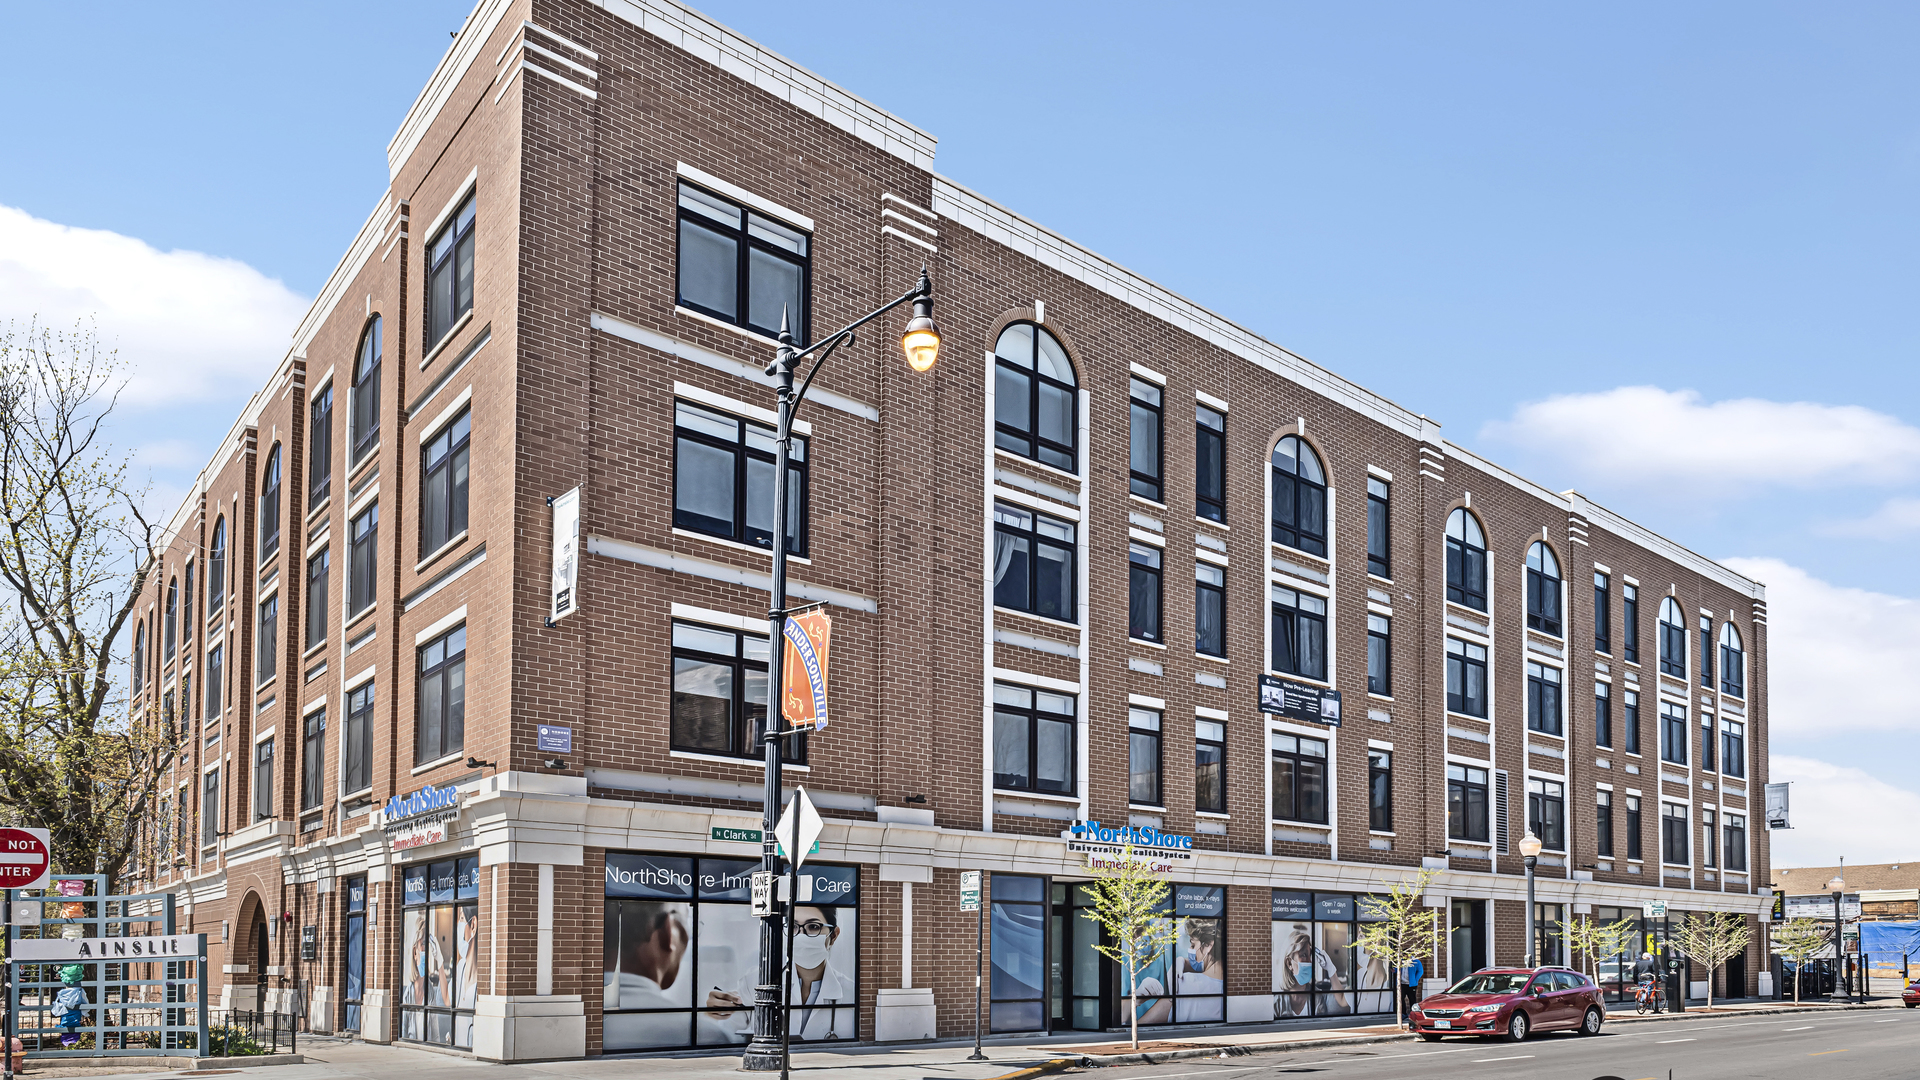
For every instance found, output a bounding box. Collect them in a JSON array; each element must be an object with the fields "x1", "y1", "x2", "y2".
[
  {"x1": 1086, "y1": 845, "x2": 1179, "y2": 1050},
  {"x1": 1356, "y1": 868, "x2": 1442, "y2": 1029},
  {"x1": 1770, "y1": 918, "x2": 1831, "y2": 1005},
  {"x1": 1672, "y1": 911, "x2": 1754, "y2": 1009},
  {"x1": 1566, "y1": 914, "x2": 1639, "y2": 986},
  {"x1": 0, "y1": 321, "x2": 164, "y2": 888}
]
